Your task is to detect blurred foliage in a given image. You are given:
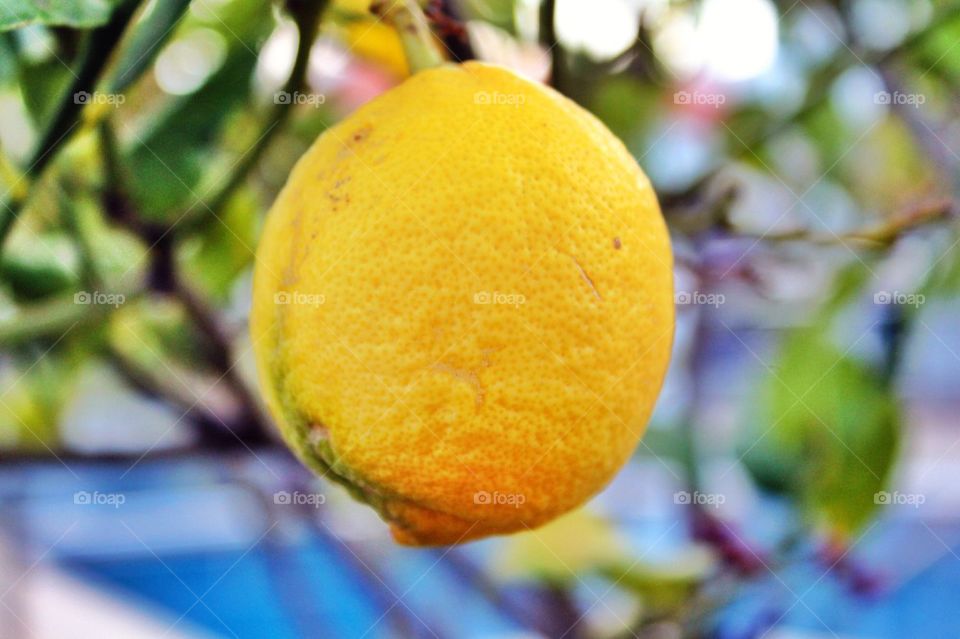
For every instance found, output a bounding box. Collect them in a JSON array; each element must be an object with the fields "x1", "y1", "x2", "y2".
[
  {"x1": 0, "y1": 0, "x2": 958, "y2": 636},
  {"x1": 496, "y1": 510, "x2": 632, "y2": 584},
  {"x1": 124, "y1": 2, "x2": 274, "y2": 220},
  {"x1": 1, "y1": 231, "x2": 80, "y2": 300},
  {"x1": 742, "y1": 327, "x2": 900, "y2": 538},
  {"x1": 0, "y1": 0, "x2": 125, "y2": 32}
]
